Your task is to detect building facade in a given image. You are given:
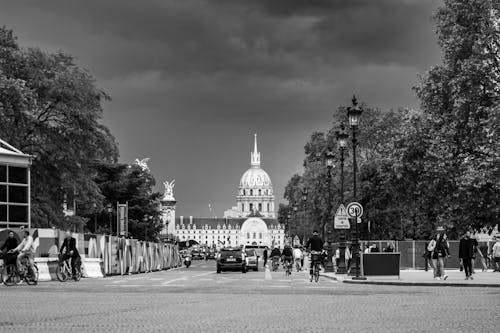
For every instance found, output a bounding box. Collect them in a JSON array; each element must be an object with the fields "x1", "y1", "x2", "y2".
[{"x1": 174, "y1": 216, "x2": 284, "y2": 248}]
